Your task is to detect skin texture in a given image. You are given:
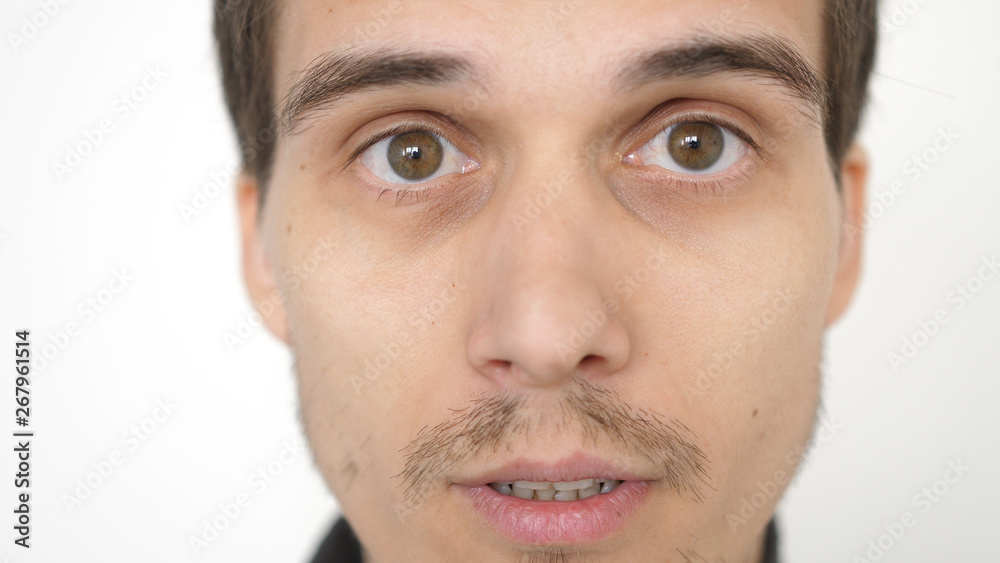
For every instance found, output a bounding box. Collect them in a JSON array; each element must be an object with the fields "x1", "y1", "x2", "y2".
[{"x1": 238, "y1": 0, "x2": 867, "y2": 561}]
